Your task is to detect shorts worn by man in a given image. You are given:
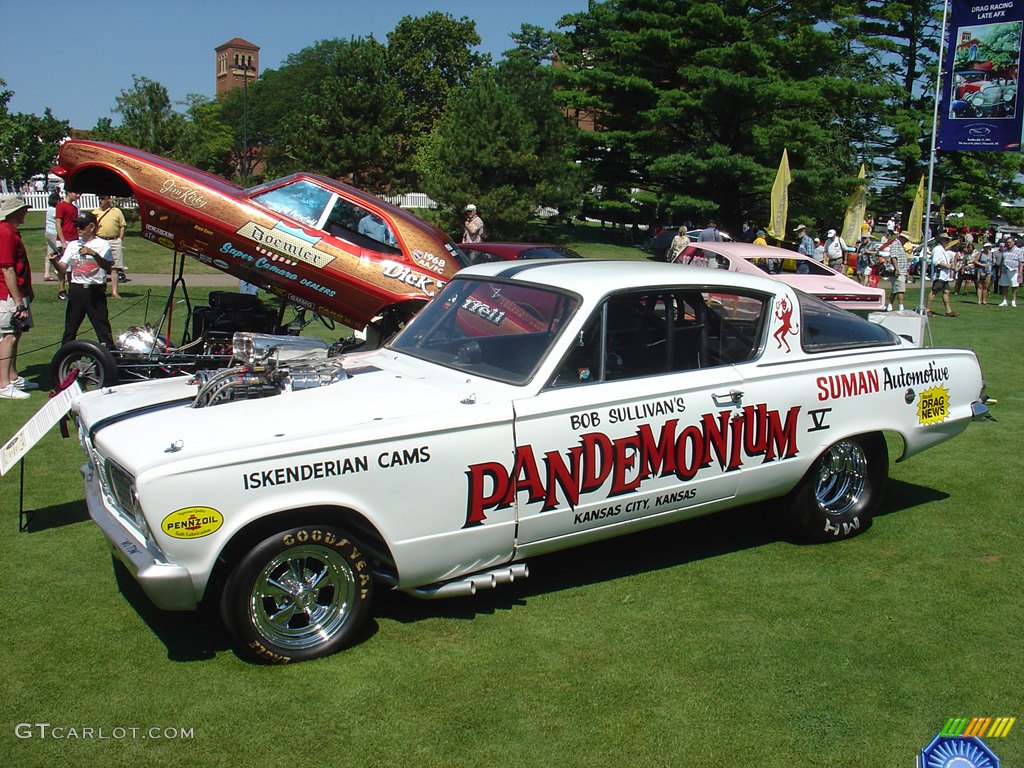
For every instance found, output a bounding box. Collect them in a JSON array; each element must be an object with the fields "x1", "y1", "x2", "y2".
[
  {"x1": 93, "y1": 195, "x2": 128, "y2": 294},
  {"x1": 52, "y1": 211, "x2": 115, "y2": 349}
]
